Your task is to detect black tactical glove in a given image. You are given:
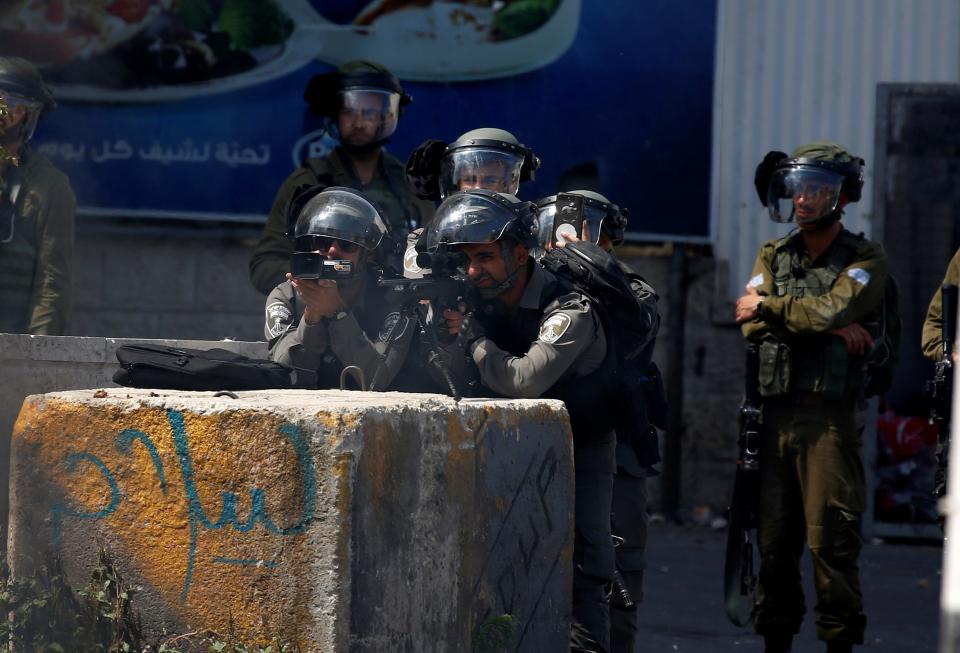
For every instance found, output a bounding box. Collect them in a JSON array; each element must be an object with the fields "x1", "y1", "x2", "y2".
[
  {"x1": 405, "y1": 139, "x2": 448, "y2": 201},
  {"x1": 457, "y1": 312, "x2": 486, "y2": 351}
]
